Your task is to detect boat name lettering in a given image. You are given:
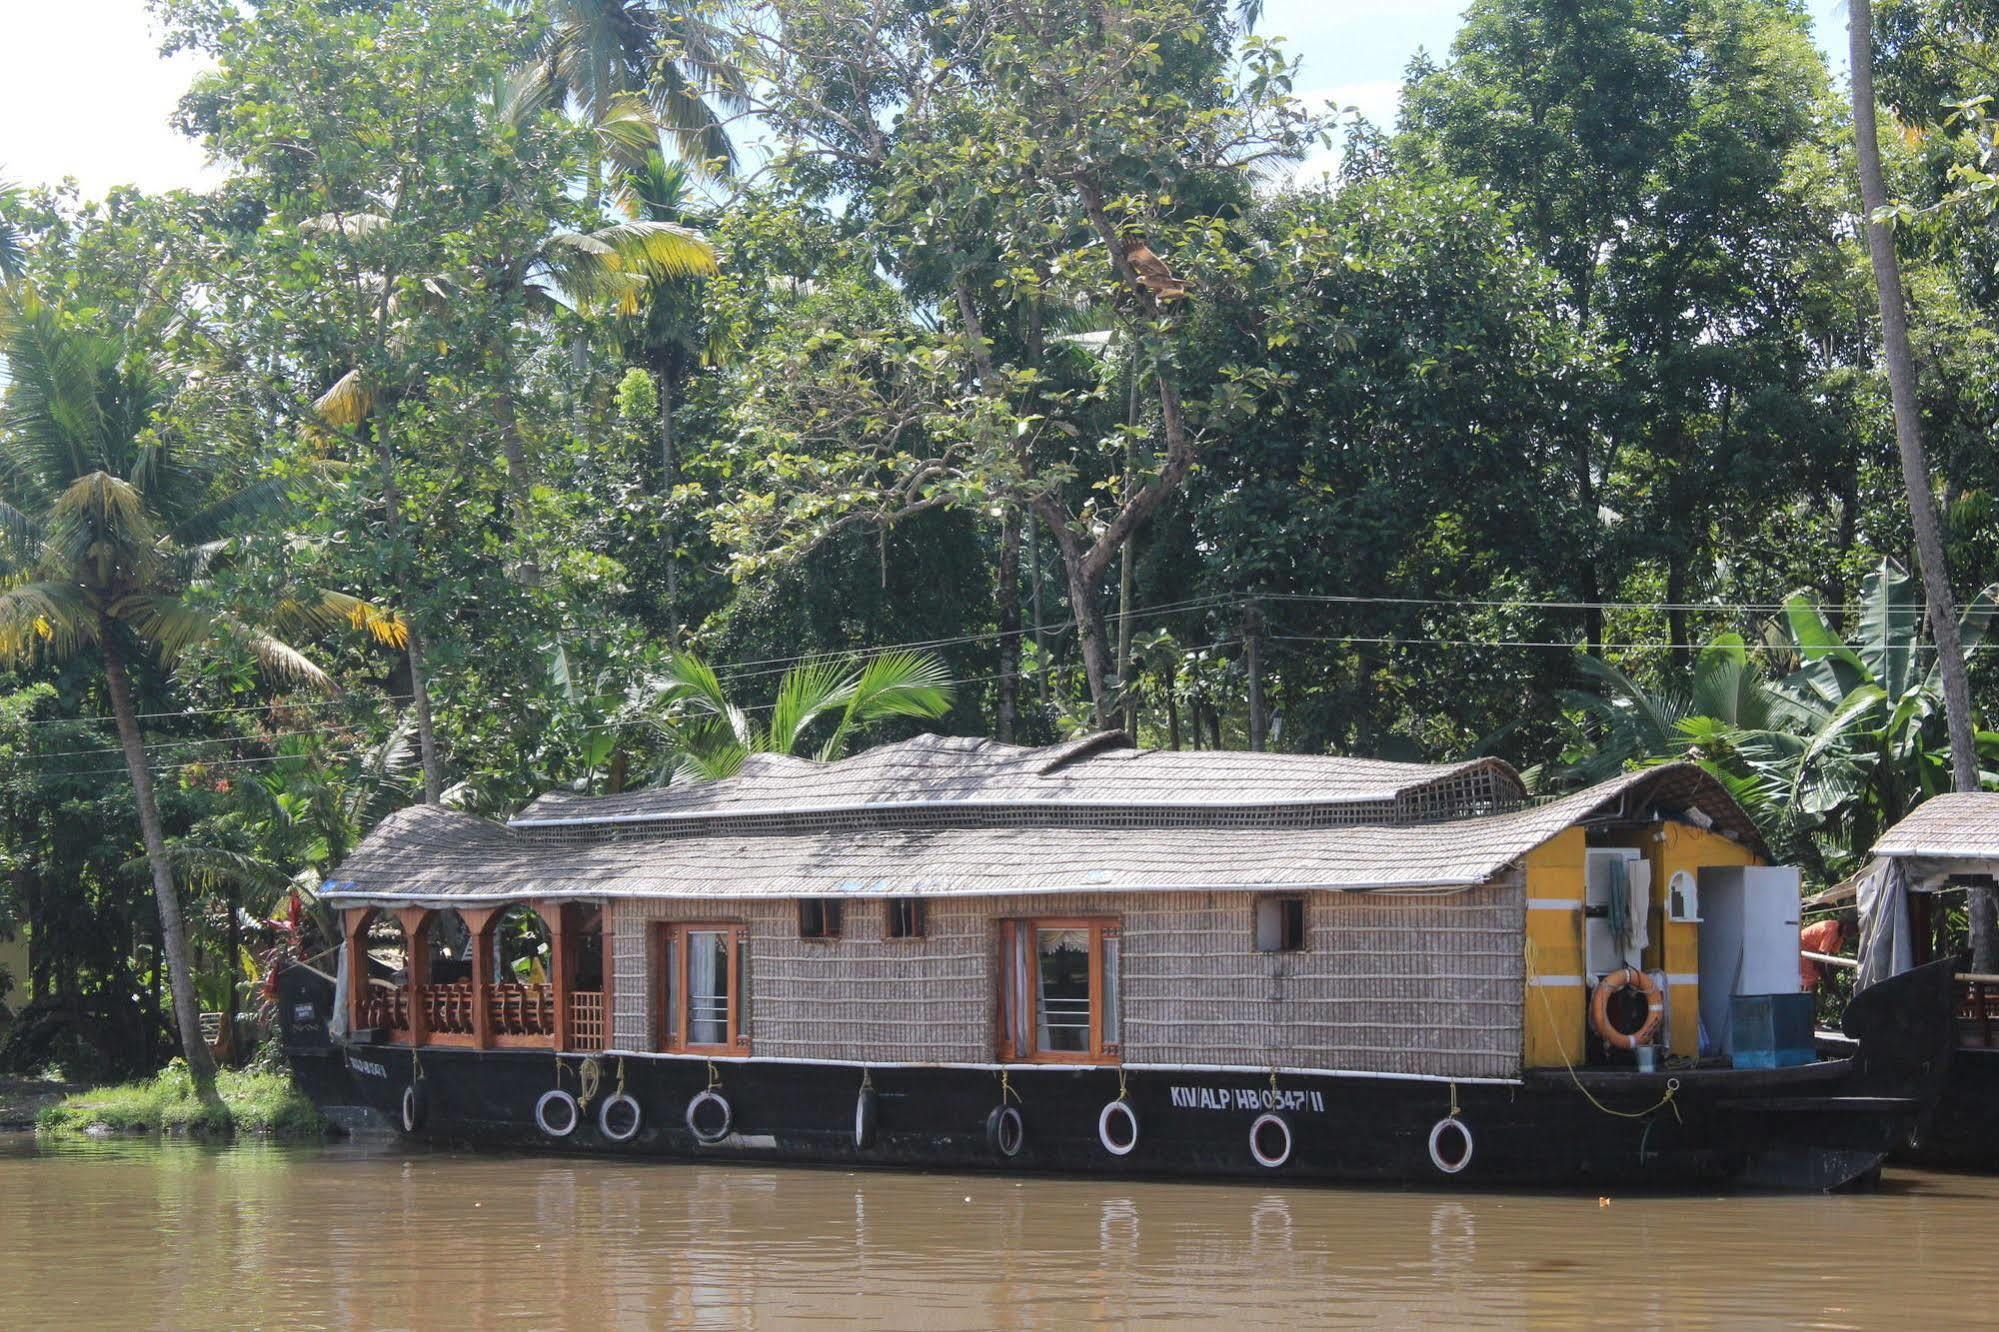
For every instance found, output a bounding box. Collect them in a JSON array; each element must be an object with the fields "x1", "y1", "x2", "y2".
[
  {"x1": 1168, "y1": 1086, "x2": 1324, "y2": 1113},
  {"x1": 347, "y1": 1056, "x2": 388, "y2": 1079}
]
